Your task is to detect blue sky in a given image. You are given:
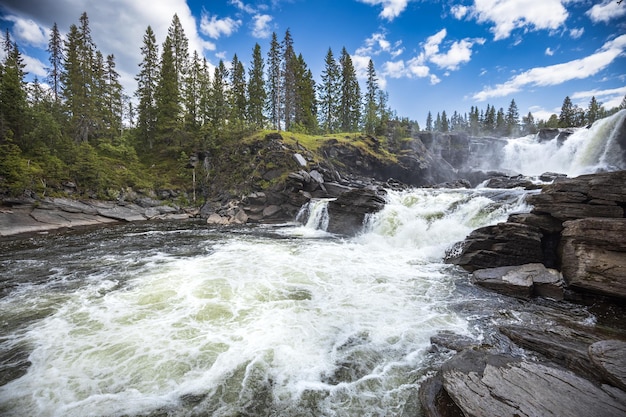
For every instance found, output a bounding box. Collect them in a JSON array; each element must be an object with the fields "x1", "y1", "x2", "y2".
[{"x1": 1, "y1": 0, "x2": 625, "y2": 127}]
